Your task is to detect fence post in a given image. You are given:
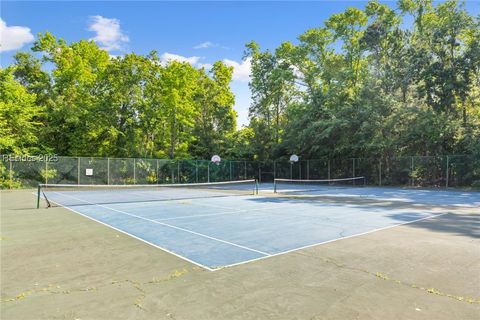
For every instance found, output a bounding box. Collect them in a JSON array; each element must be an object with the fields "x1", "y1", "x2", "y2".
[
  {"x1": 274, "y1": 160, "x2": 276, "y2": 180},
  {"x1": 290, "y1": 162, "x2": 293, "y2": 179},
  {"x1": 207, "y1": 162, "x2": 210, "y2": 183},
  {"x1": 77, "y1": 157, "x2": 80, "y2": 184},
  {"x1": 352, "y1": 158, "x2": 355, "y2": 185},
  {"x1": 195, "y1": 160, "x2": 198, "y2": 183},
  {"x1": 107, "y1": 158, "x2": 110, "y2": 185},
  {"x1": 258, "y1": 166, "x2": 262, "y2": 183},
  {"x1": 445, "y1": 156, "x2": 450, "y2": 188},
  {"x1": 244, "y1": 161, "x2": 247, "y2": 179},
  {"x1": 178, "y1": 161, "x2": 181, "y2": 183},
  {"x1": 9, "y1": 159, "x2": 13, "y2": 188},
  {"x1": 133, "y1": 158, "x2": 136, "y2": 184},
  {"x1": 327, "y1": 160, "x2": 331, "y2": 180},
  {"x1": 307, "y1": 160, "x2": 310, "y2": 180},
  {"x1": 378, "y1": 161, "x2": 382, "y2": 186},
  {"x1": 410, "y1": 156, "x2": 414, "y2": 186},
  {"x1": 230, "y1": 161, "x2": 232, "y2": 181},
  {"x1": 156, "y1": 159, "x2": 159, "y2": 184},
  {"x1": 45, "y1": 159, "x2": 48, "y2": 185}
]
